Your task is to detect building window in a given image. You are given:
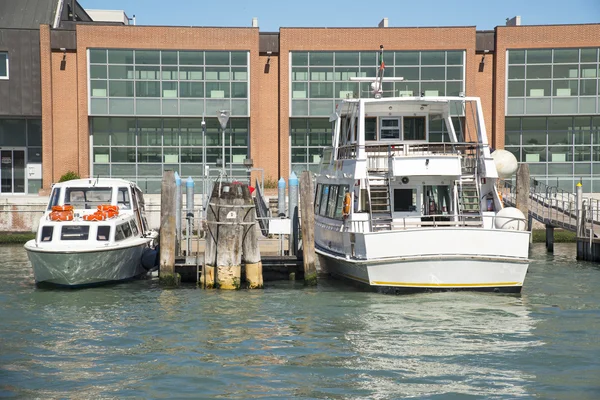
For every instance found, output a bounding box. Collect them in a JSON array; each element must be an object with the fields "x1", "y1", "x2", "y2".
[
  {"x1": 0, "y1": 52, "x2": 8, "y2": 79},
  {"x1": 290, "y1": 50, "x2": 465, "y2": 117},
  {"x1": 290, "y1": 118, "x2": 333, "y2": 175},
  {"x1": 506, "y1": 48, "x2": 600, "y2": 115}
]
